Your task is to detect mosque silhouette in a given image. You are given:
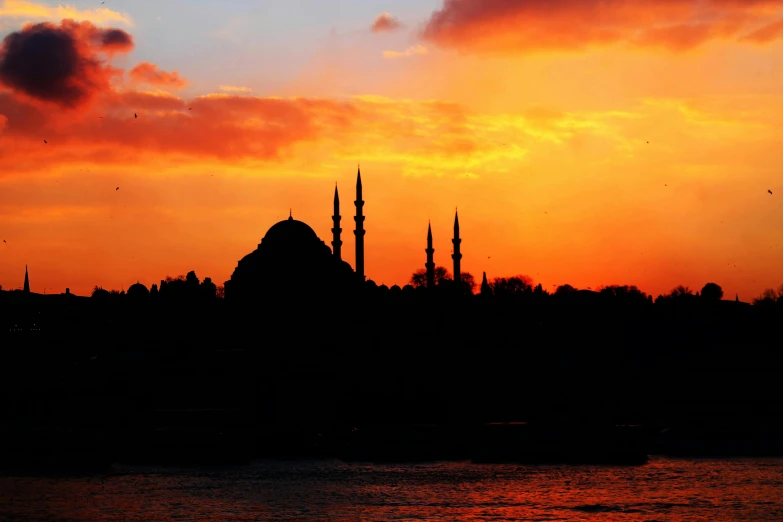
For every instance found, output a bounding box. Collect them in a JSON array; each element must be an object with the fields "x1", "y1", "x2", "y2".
[{"x1": 223, "y1": 168, "x2": 463, "y2": 301}]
